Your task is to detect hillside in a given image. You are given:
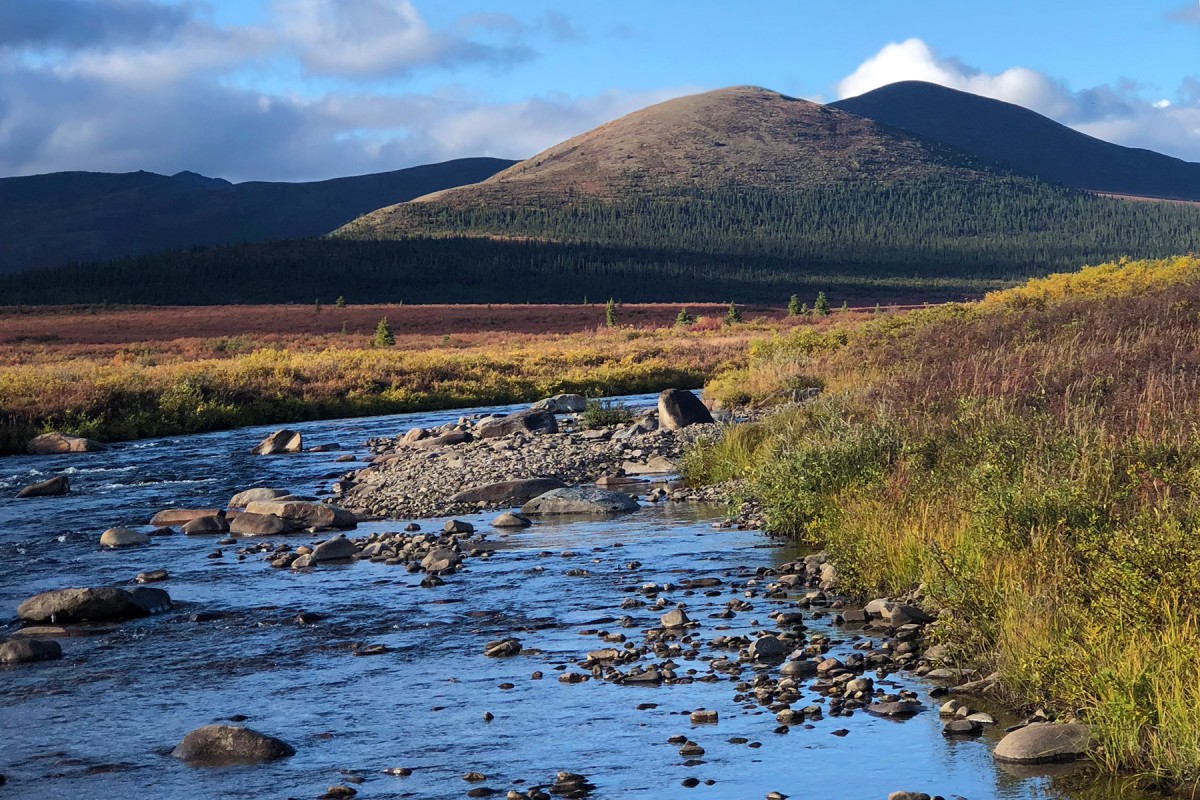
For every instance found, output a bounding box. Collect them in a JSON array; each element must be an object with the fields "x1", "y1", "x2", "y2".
[
  {"x1": 832, "y1": 81, "x2": 1200, "y2": 201},
  {"x1": 5, "y1": 86, "x2": 1200, "y2": 305},
  {"x1": 0, "y1": 157, "x2": 515, "y2": 273}
]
